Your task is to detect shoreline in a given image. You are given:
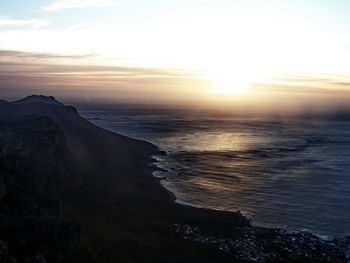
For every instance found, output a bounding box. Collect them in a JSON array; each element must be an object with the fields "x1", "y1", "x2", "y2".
[
  {"x1": 78, "y1": 106, "x2": 350, "y2": 261},
  {"x1": 1, "y1": 97, "x2": 349, "y2": 262},
  {"x1": 81, "y1": 108, "x2": 350, "y2": 239},
  {"x1": 150, "y1": 150, "x2": 349, "y2": 240},
  {"x1": 149, "y1": 151, "x2": 350, "y2": 242},
  {"x1": 146, "y1": 150, "x2": 350, "y2": 262}
]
